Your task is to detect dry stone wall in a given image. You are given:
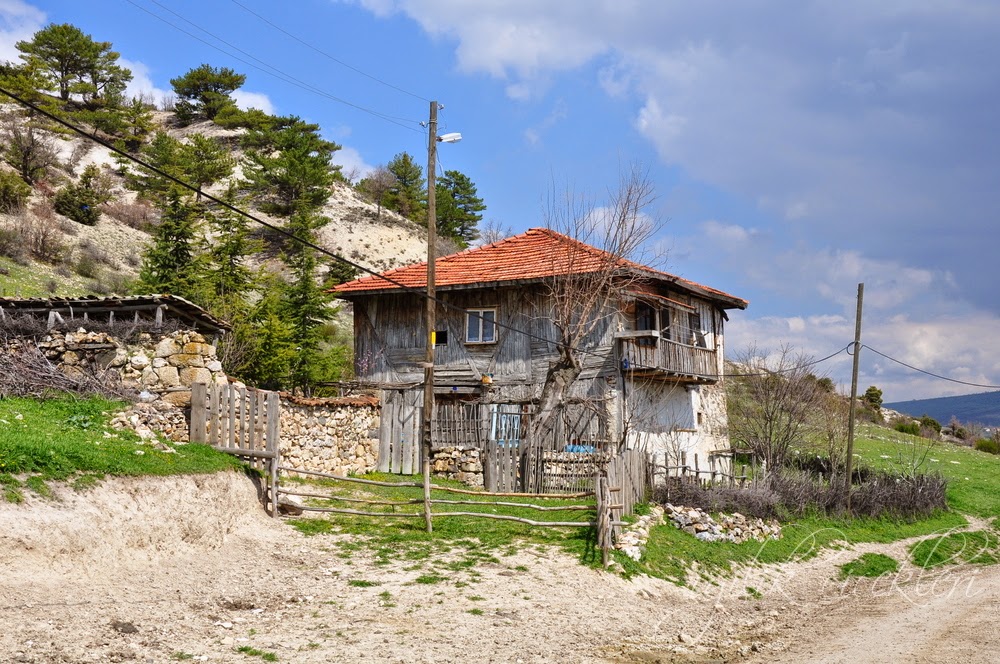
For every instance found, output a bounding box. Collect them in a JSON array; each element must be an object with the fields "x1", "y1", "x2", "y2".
[
  {"x1": 279, "y1": 395, "x2": 380, "y2": 477},
  {"x1": 431, "y1": 446, "x2": 484, "y2": 487}
]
